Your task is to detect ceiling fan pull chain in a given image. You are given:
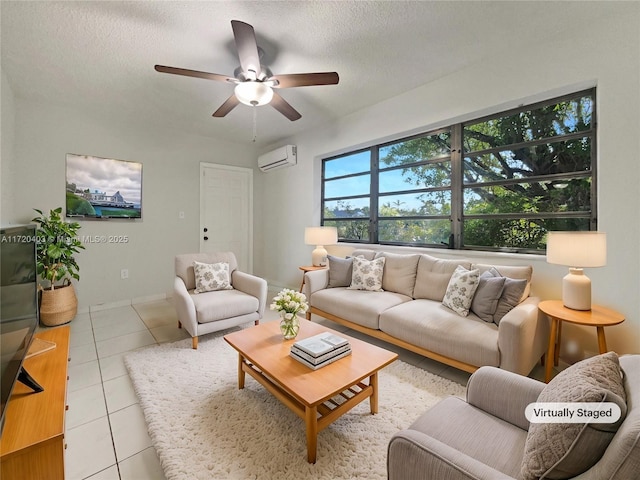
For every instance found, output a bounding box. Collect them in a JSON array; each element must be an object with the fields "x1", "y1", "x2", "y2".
[{"x1": 252, "y1": 106, "x2": 257, "y2": 143}]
